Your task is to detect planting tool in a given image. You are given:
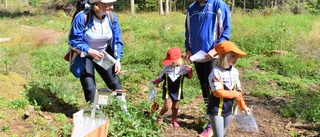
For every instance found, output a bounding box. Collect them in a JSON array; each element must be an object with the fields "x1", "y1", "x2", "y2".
[{"x1": 149, "y1": 81, "x2": 159, "y2": 115}]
